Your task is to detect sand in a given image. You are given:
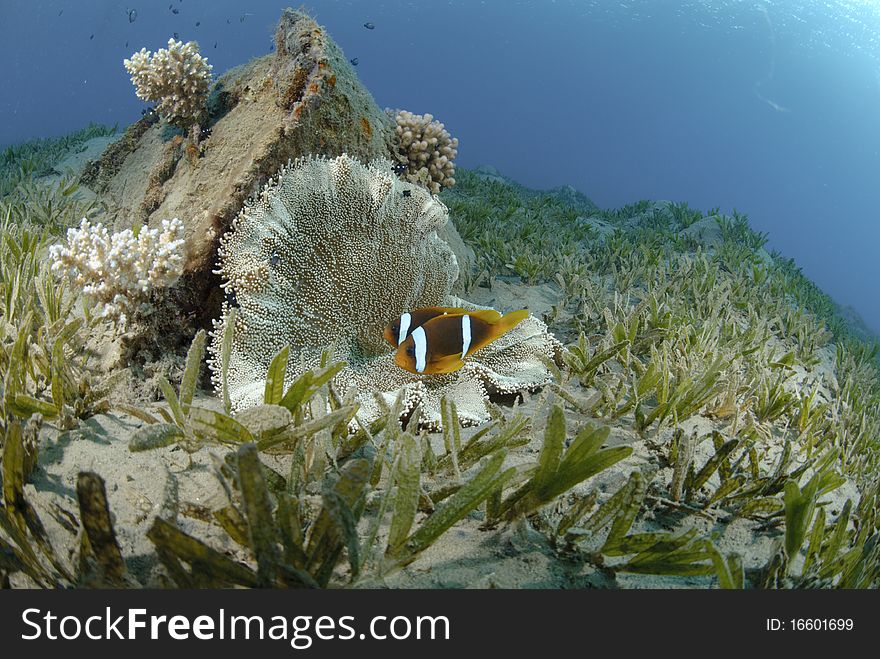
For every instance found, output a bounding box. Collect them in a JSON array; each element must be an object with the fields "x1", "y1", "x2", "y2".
[{"x1": 10, "y1": 270, "x2": 857, "y2": 589}]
